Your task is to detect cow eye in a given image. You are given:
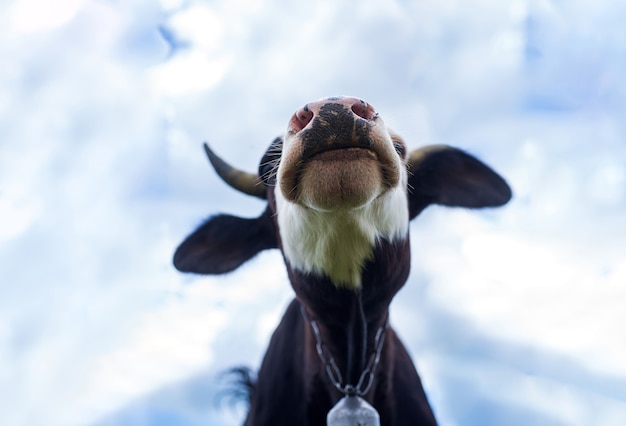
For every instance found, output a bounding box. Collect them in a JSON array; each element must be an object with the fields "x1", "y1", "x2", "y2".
[
  {"x1": 259, "y1": 137, "x2": 283, "y2": 183},
  {"x1": 393, "y1": 140, "x2": 406, "y2": 157}
]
